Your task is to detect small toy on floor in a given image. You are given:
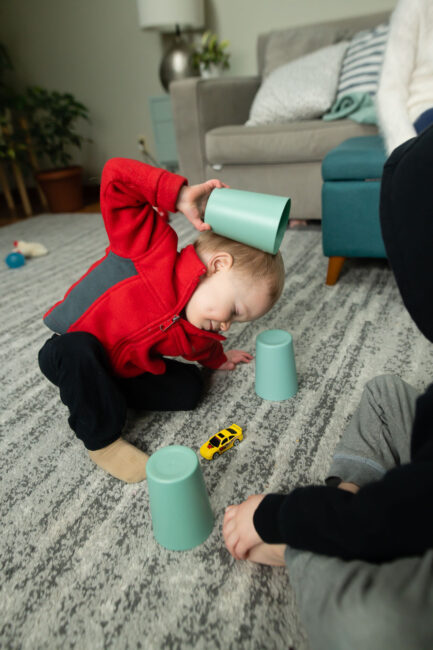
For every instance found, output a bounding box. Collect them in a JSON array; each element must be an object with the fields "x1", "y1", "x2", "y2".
[
  {"x1": 12, "y1": 240, "x2": 48, "y2": 258},
  {"x1": 5, "y1": 251, "x2": 26, "y2": 269},
  {"x1": 200, "y1": 424, "x2": 243, "y2": 460},
  {"x1": 5, "y1": 240, "x2": 48, "y2": 269}
]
